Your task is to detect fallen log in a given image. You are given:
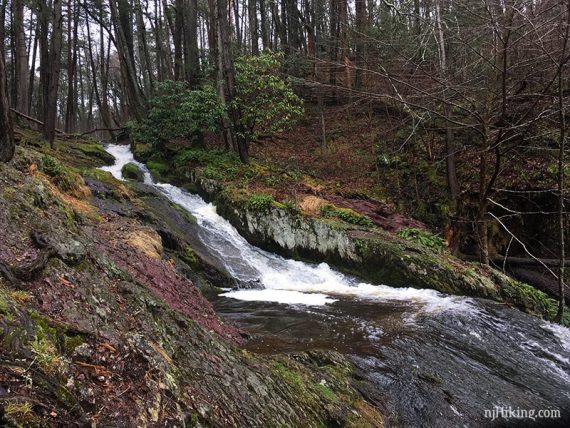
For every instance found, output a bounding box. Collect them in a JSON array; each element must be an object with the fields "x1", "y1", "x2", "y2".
[{"x1": 10, "y1": 108, "x2": 66, "y2": 135}]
